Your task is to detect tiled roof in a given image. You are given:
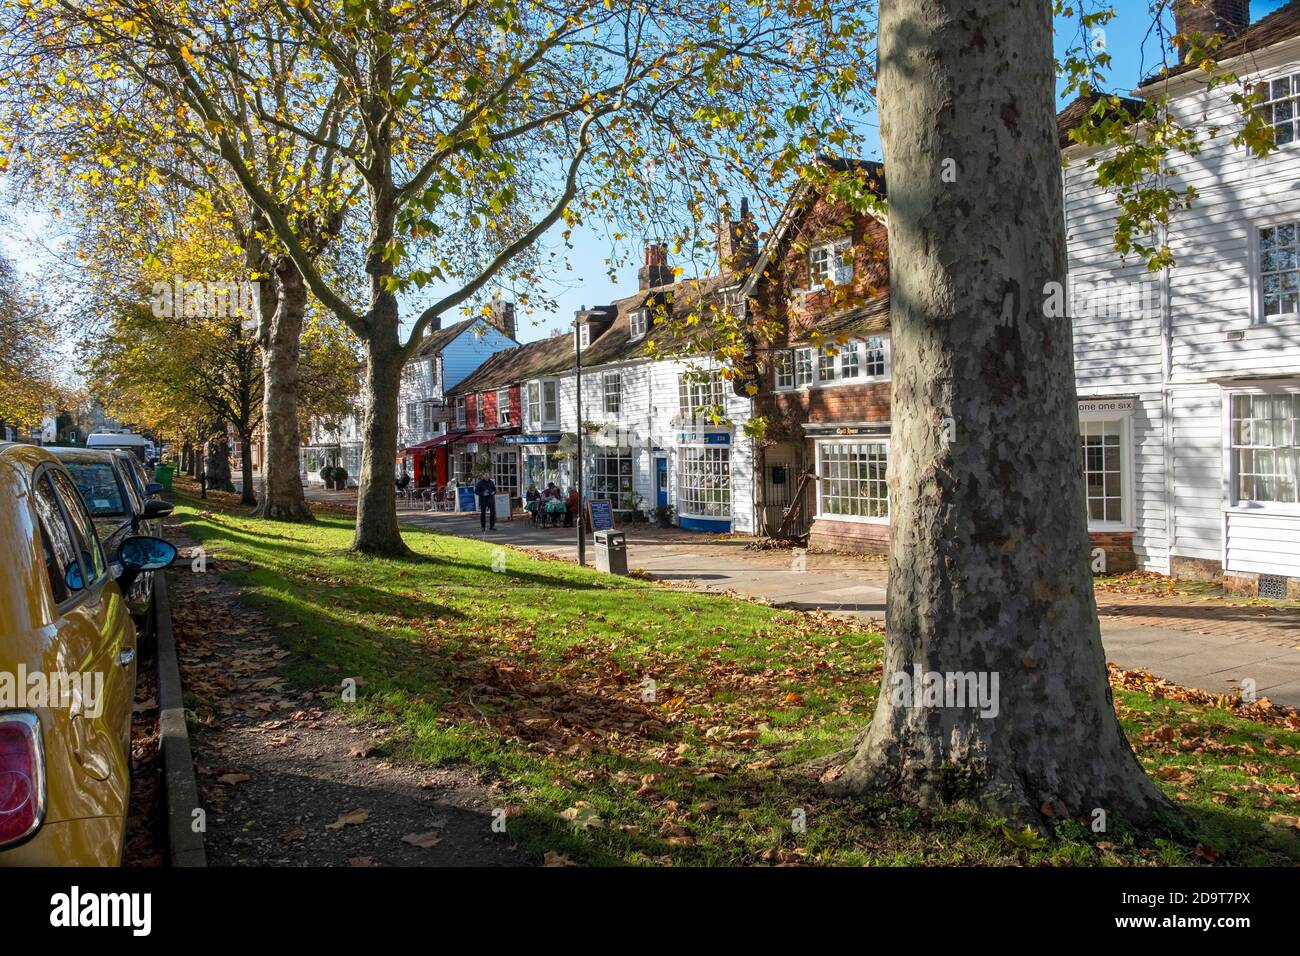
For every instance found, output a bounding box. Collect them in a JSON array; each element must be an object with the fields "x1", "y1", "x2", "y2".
[
  {"x1": 1055, "y1": 93, "x2": 1144, "y2": 149},
  {"x1": 1140, "y1": 1, "x2": 1300, "y2": 87},
  {"x1": 797, "y1": 293, "x2": 890, "y2": 343}
]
